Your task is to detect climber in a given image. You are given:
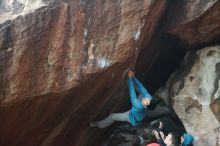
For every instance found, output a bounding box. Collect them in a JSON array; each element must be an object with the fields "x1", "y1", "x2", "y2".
[
  {"x1": 90, "y1": 69, "x2": 173, "y2": 128},
  {"x1": 90, "y1": 69, "x2": 154, "y2": 128}
]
